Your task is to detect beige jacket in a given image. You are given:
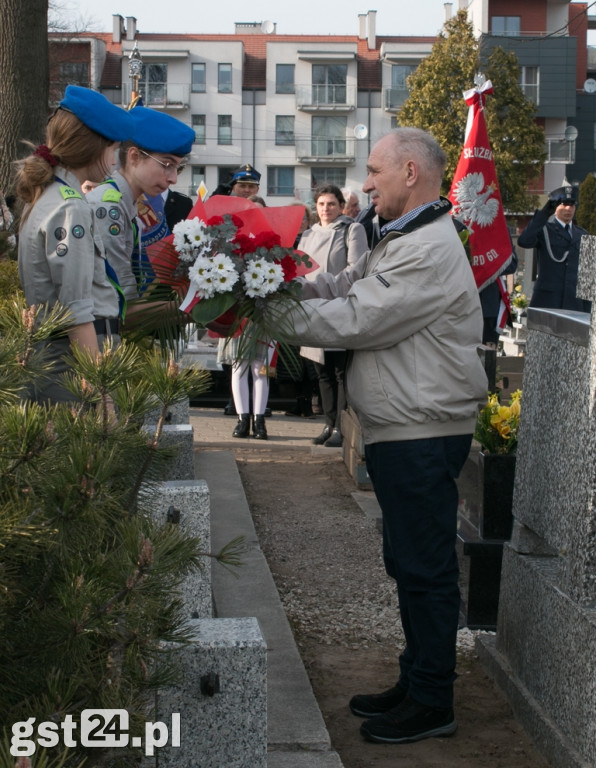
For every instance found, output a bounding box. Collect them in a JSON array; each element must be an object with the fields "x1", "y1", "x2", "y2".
[{"x1": 287, "y1": 212, "x2": 487, "y2": 444}]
